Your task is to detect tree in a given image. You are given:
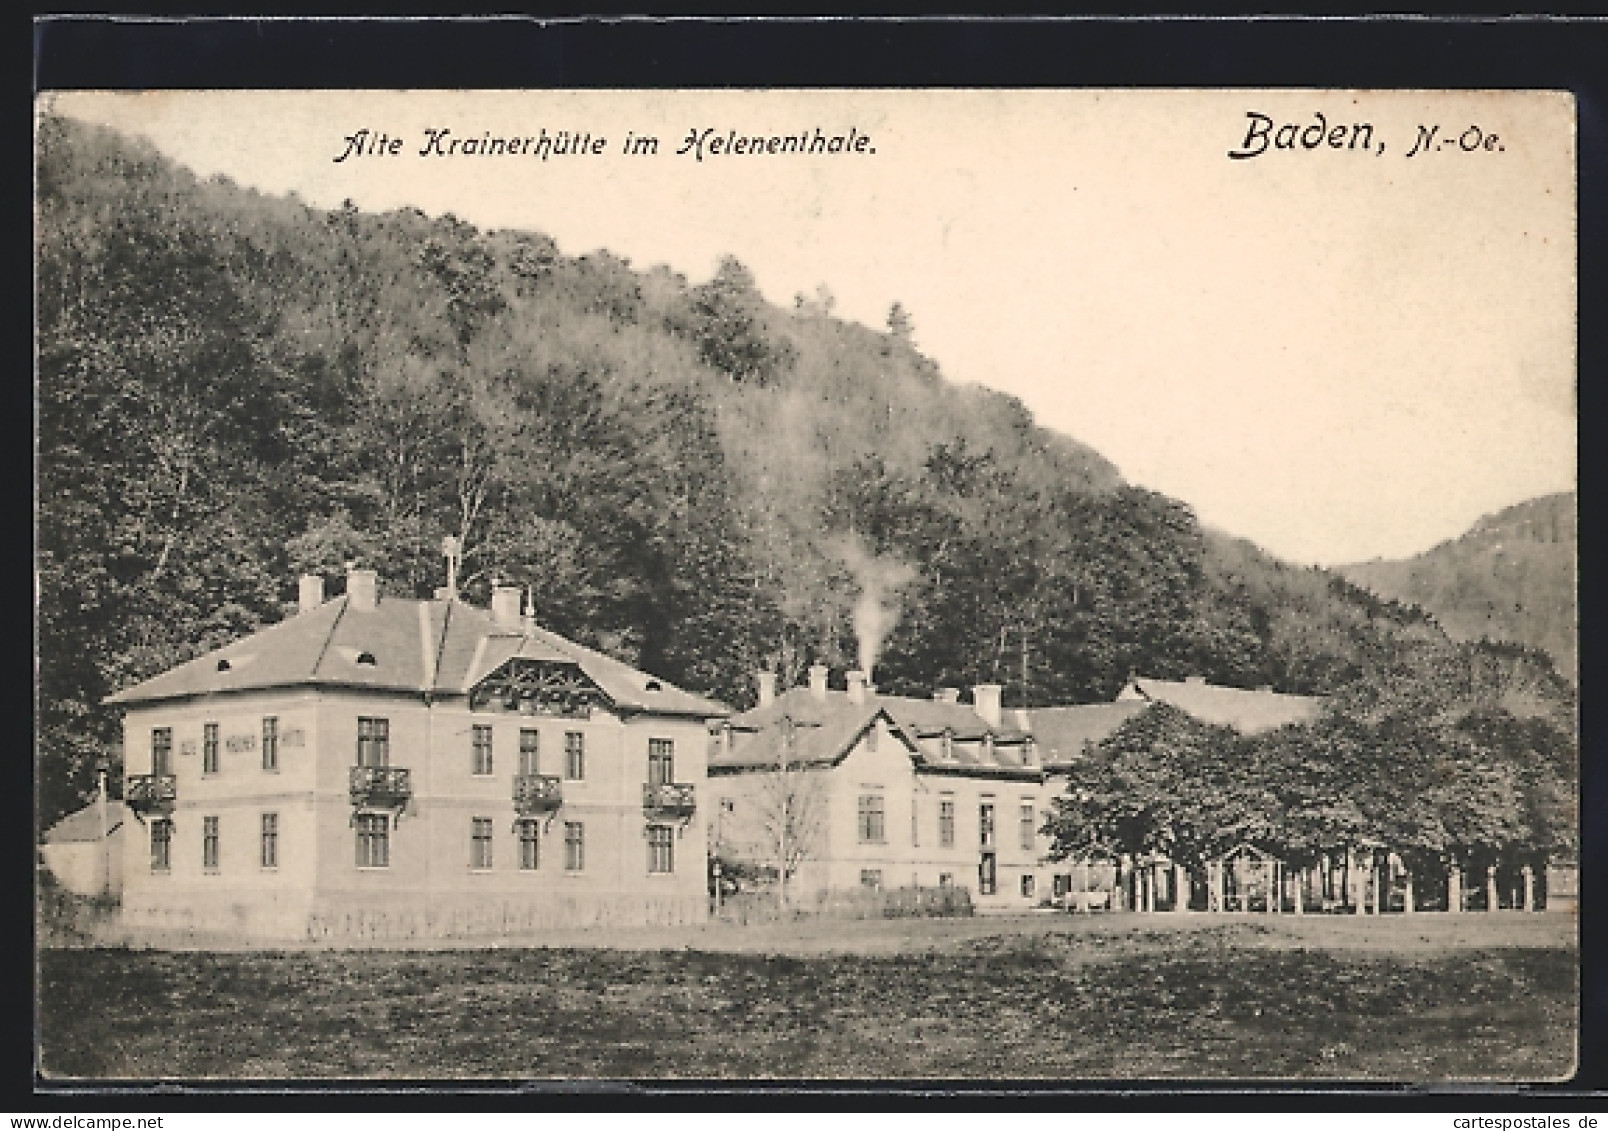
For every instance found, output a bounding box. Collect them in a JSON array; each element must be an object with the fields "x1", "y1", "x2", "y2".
[
  {"x1": 687, "y1": 255, "x2": 793, "y2": 385},
  {"x1": 744, "y1": 720, "x2": 830, "y2": 911},
  {"x1": 886, "y1": 301, "x2": 913, "y2": 341}
]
